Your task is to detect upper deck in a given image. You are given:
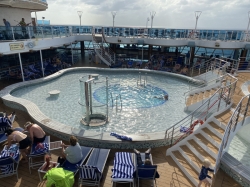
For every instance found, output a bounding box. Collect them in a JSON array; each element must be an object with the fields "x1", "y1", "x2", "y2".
[{"x1": 0, "y1": 0, "x2": 47, "y2": 11}]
